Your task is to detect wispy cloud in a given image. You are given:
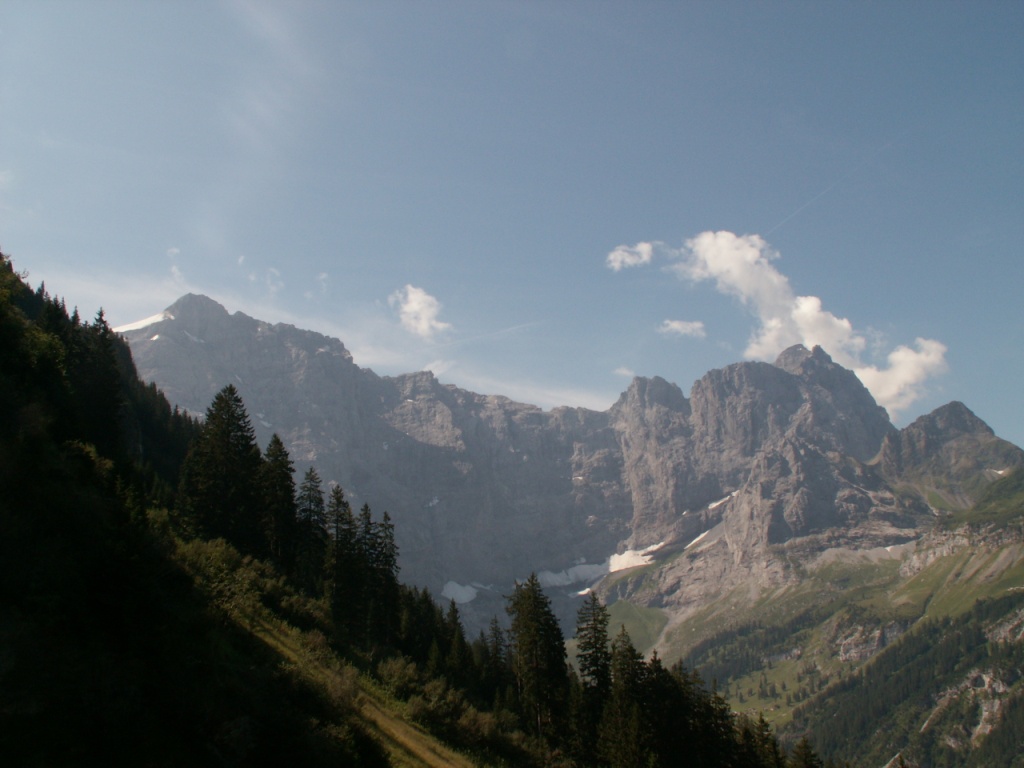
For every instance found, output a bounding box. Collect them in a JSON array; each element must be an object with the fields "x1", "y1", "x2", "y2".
[
  {"x1": 388, "y1": 284, "x2": 453, "y2": 340},
  {"x1": 613, "y1": 366, "x2": 636, "y2": 378},
  {"x1": 607, "y1": 231, "x2": 948, "y2": 418},
  {"x1": 264, "y1": 267, "x2": 284, "y2": 296},
  {"x1": 658, "y1": 319, "x2": 706, "y2": 339}
]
